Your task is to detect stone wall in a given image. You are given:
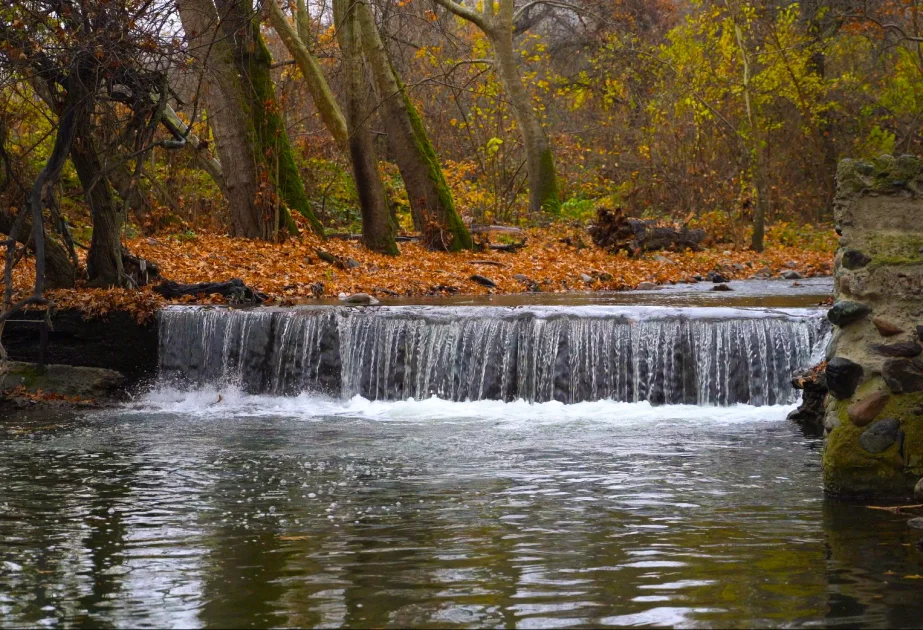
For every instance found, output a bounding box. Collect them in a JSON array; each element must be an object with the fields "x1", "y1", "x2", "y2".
[{"x1": 823, "y1": 155, "x2": 923, "y2": 499}]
